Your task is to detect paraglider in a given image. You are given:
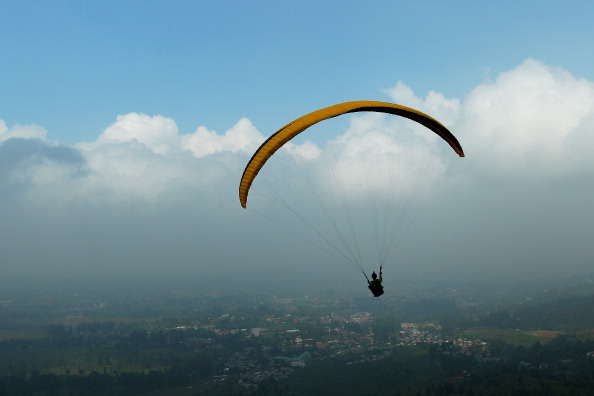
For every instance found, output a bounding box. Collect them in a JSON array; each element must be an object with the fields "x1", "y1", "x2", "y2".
[
  {"x1": 239, "y1": 100, "x2": 464, "y2": 209},
  {"x1": 368, "y1": 267, "x2": 384, "y2": 297},
  {"x1": 239, "y1": 100, "x2": 464, "y2": 296}
]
